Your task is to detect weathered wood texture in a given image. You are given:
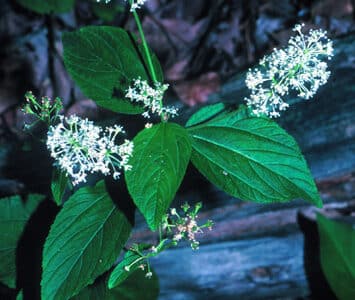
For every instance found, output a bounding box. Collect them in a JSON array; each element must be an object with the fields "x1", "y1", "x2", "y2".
[
  {"x1": 131, "y1": 34, "x2": 355, "y2": 300},
  {"x1": 133, "y1": 193, "x2": 354, "y2": 300},
  {"x1": 153, "y1": 234, "x2": 308, "y2": 300}
]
